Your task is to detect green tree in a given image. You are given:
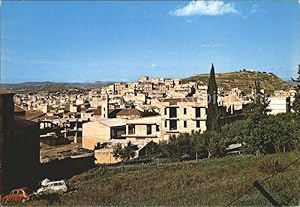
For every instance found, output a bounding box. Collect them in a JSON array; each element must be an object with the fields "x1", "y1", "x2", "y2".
[
  {"x1": 292, "y1": 65, "x2": 300, "y2": 116},
  {"x1": 158, "y1": 131, "x2": 207, "y2": 160},
  {"x1": 203, "y1": 130, "x2": 226, "y2": 158},
  {"x1": 112, "y1": 142, "x2": 136, "y2": 161},
  {"x1": 221, "y1": 120, "x2": 248, "y2": 143},
  {"x1": 245, "y1": 80, "x2": 271, "y2": 123},
  {"x1": 206, "y1": 63, "x2": 221, "y2": 132},
  {"x1": 268, "y1": 114, "x2": 298, "y2": 153},
  {"x1": 242, "y1": 80, "x2": 272, "y2": 155}
]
